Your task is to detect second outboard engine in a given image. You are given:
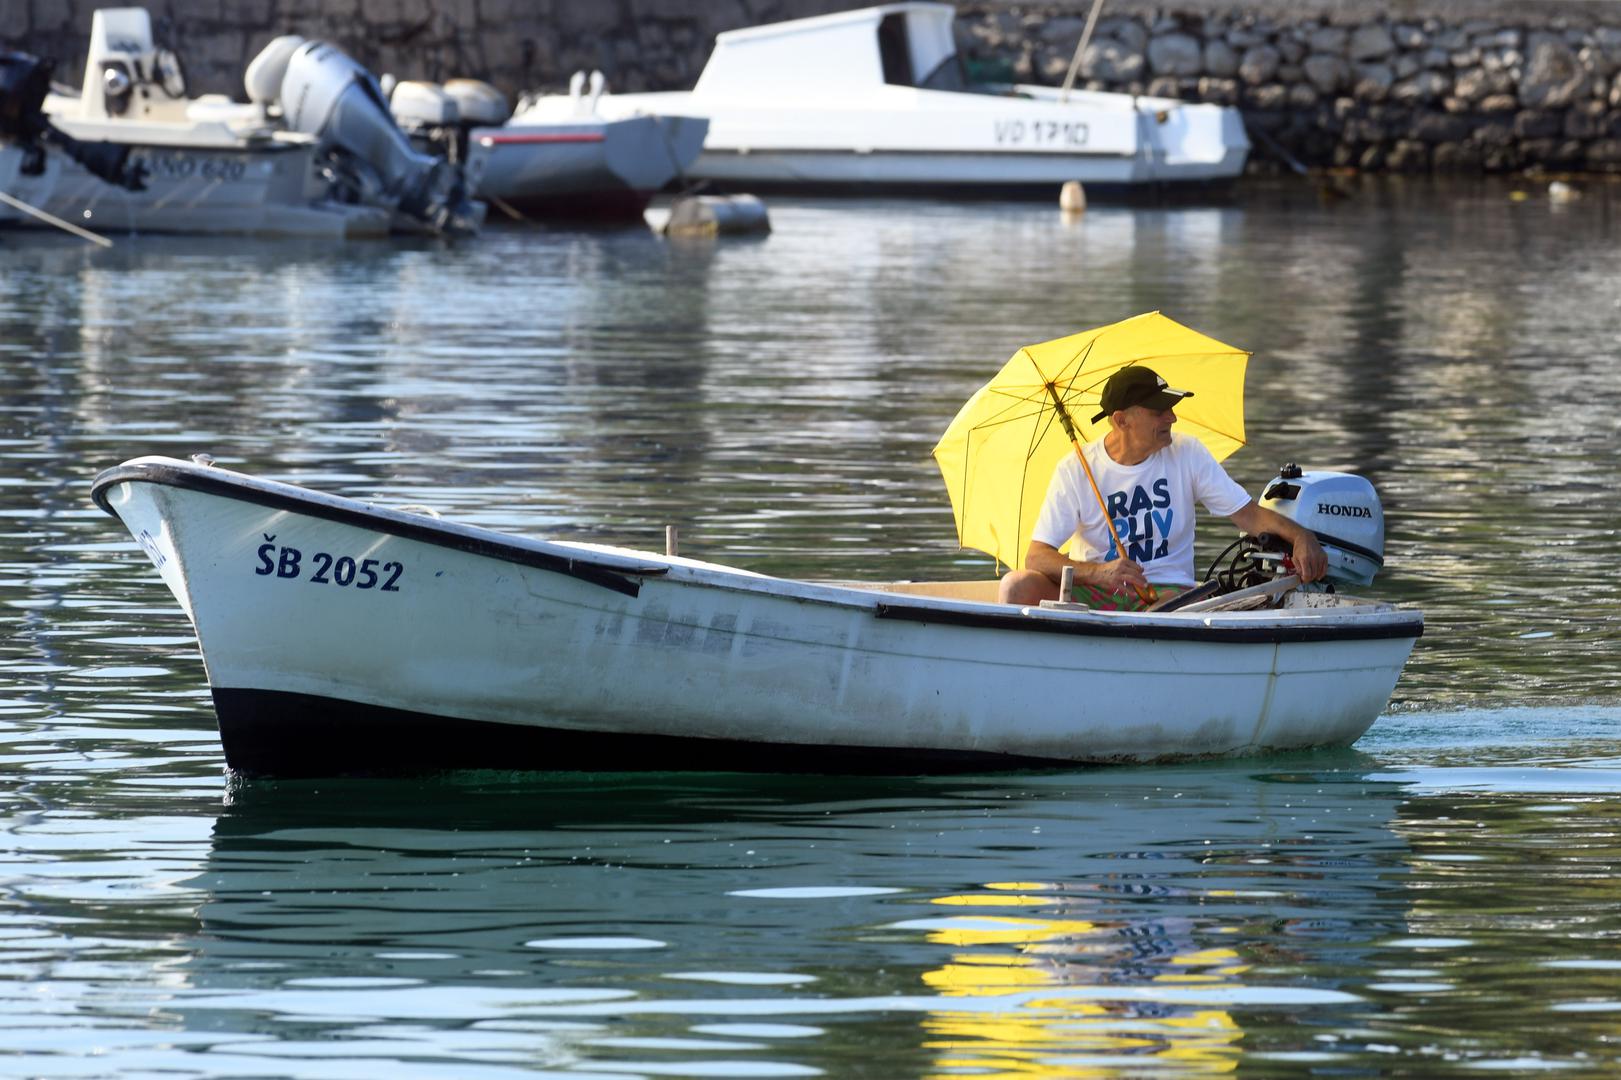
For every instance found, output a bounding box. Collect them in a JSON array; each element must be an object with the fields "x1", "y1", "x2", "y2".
[
  {"x1": 1257, "y1": 463, "x2": 1385, "y2": 587},
  {"x1": 0, "y1": 47, "x2": 144, "y2": 190},
  {"x1": 266, "y1": 38, "x2": 479, "y2": 234}
]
